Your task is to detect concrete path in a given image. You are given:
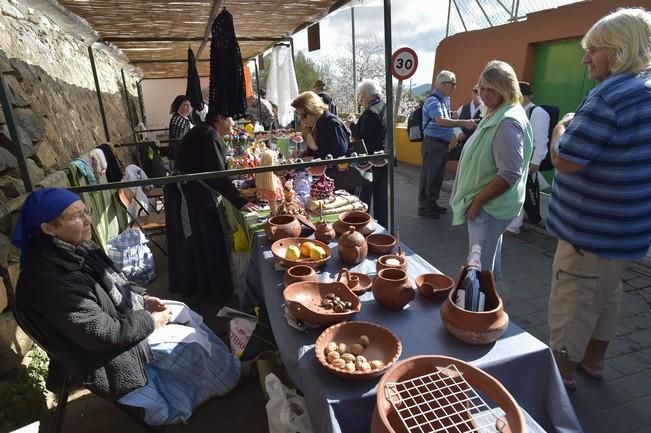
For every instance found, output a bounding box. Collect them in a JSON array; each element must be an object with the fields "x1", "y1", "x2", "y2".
[{"x1": 394, "y1": 162, "x2": 651, "y2": 433}]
